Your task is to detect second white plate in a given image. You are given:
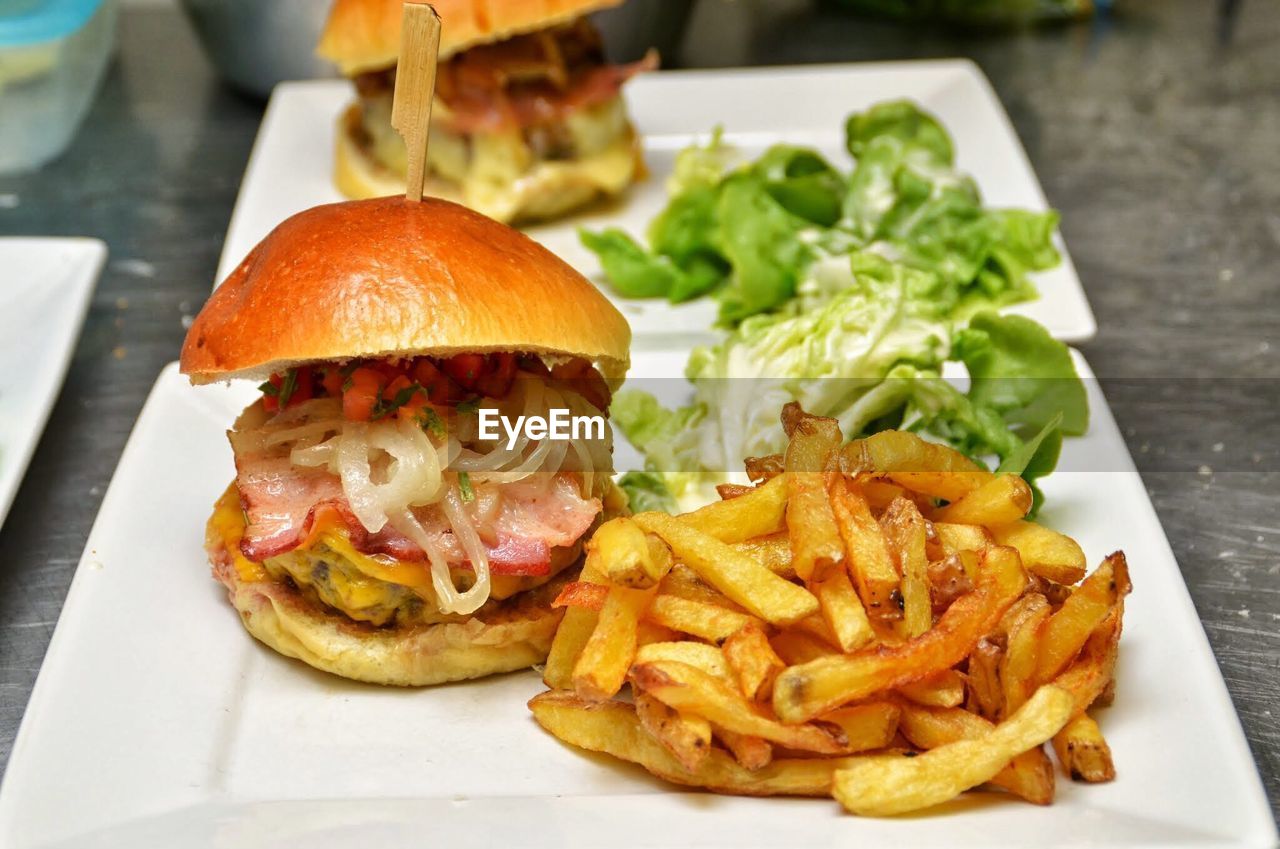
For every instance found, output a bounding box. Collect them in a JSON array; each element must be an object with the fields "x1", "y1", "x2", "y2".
[
  {"x1": 0, "y1": 237, "x2": 104, "y2": 531},
  {"x1": 216, "y1": 61, "x2": 1097, "y2": 345}
]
